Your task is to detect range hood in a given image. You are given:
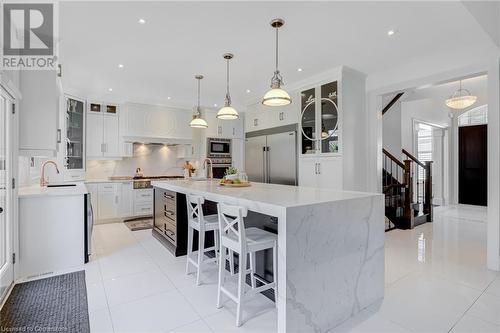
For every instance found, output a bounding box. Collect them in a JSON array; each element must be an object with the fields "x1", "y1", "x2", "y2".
[{"x1": 121, "y1": 135, "x2": 192, "y2": 145}]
